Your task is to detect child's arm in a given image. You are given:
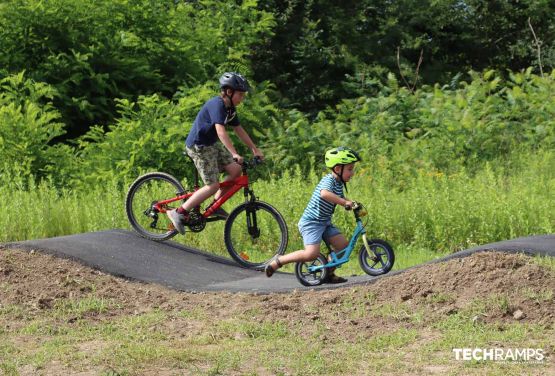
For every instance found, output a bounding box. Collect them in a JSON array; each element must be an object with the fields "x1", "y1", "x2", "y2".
[
  {"x1": 320, "y1": 189, "x2": 353, "y2": 208},
  {"x1": 233, "y1": 126, "x2": 264, "y2": 159},
  {"x1": 215, "y1": 123, "x2": 242, "y2": 162}
]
